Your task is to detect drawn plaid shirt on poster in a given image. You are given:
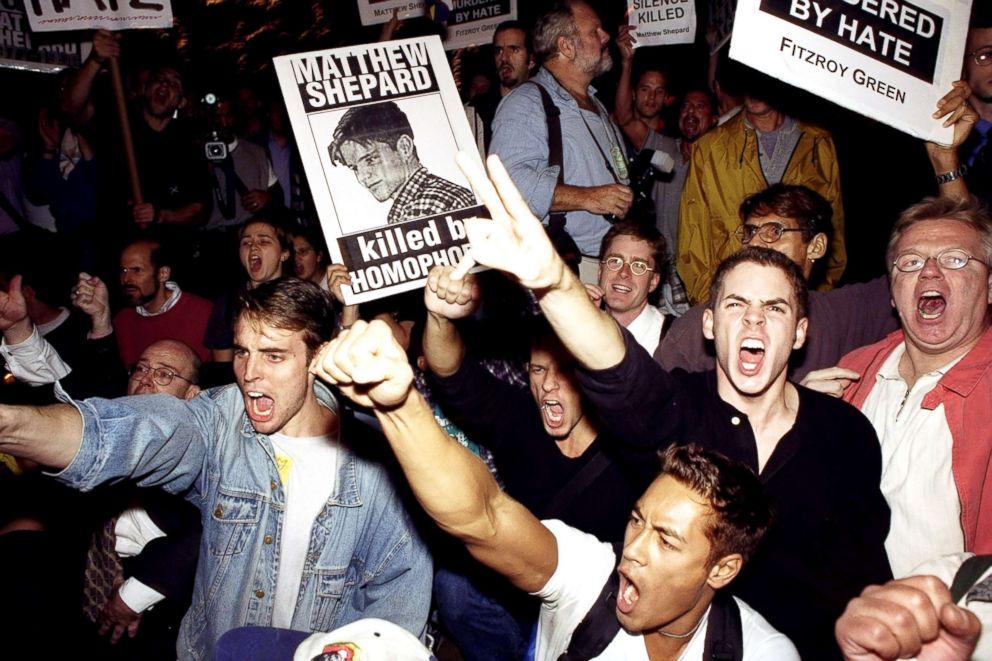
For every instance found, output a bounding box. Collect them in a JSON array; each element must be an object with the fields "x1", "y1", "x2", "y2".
[{"x1": 386, "y1": 166, "x2": 475, "y2": 224}]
